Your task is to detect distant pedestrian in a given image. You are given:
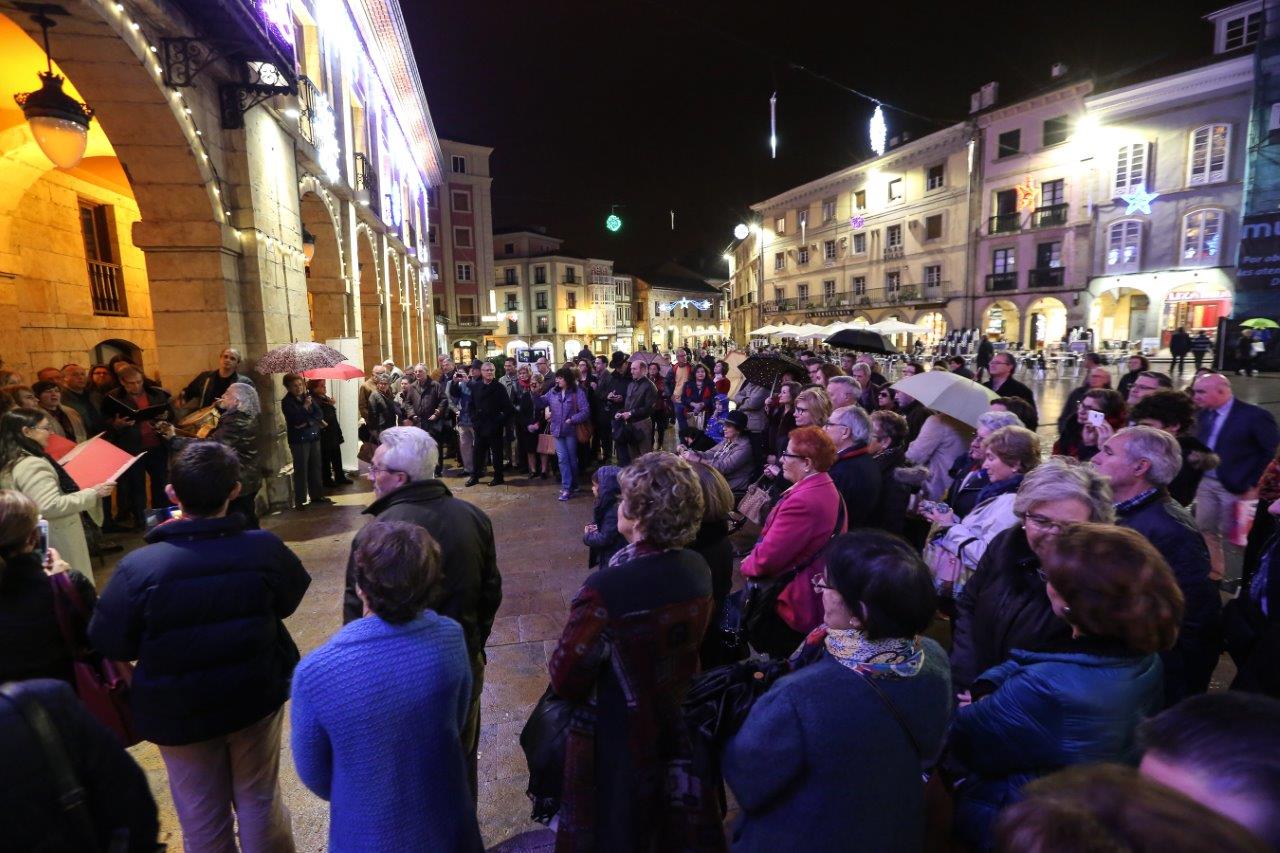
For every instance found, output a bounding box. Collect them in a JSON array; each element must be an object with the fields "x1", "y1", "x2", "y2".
[
  {"x1": 1169, "y1": 326, "x2": 1192, "y2": 374},
  {"x1": 1191, "y1": 331, "x2": 1213, "y2": 370}
]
